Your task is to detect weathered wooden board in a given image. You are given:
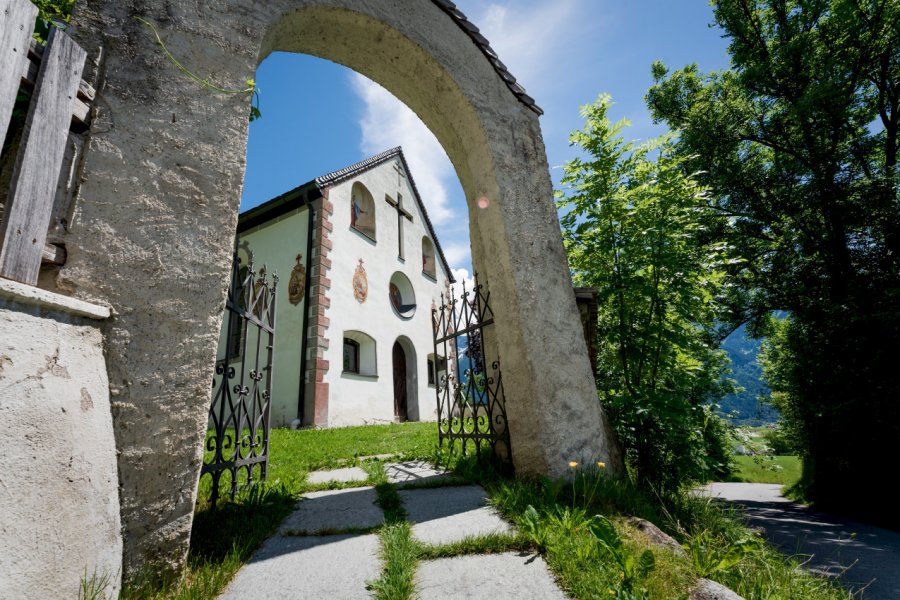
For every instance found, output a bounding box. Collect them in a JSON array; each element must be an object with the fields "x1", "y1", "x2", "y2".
[
  {"x1": 0, "y1": 0, "x2": 38, "y2": 146},
  {"x1": 41, "y1": 242, "x2": 65, "y2": 265},
  {"x1": 0, "y1": 27, "x2": 86, "y2": 285},
  {"x1": 21, "y1": 38, "x2": 95, "y2": 130}
]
